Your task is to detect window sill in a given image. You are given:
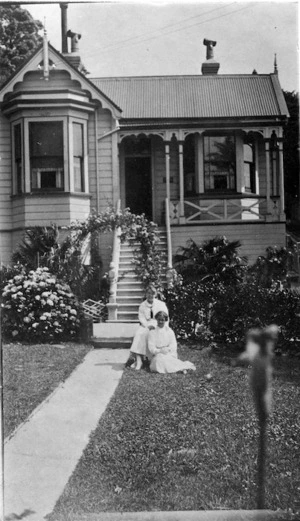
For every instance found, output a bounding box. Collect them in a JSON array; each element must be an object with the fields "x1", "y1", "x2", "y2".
[{"x1": 11, "y1": 191, "x2": 92, "y2": 199}]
